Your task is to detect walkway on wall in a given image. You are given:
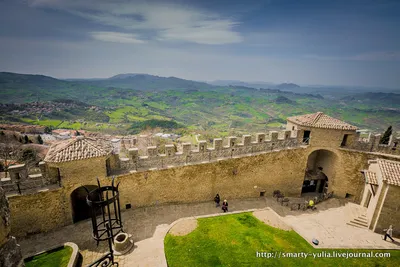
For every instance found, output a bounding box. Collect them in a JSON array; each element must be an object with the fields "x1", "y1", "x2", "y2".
[{"x1": 18, "y1": 198, "x2": 399, "y2": 266}]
